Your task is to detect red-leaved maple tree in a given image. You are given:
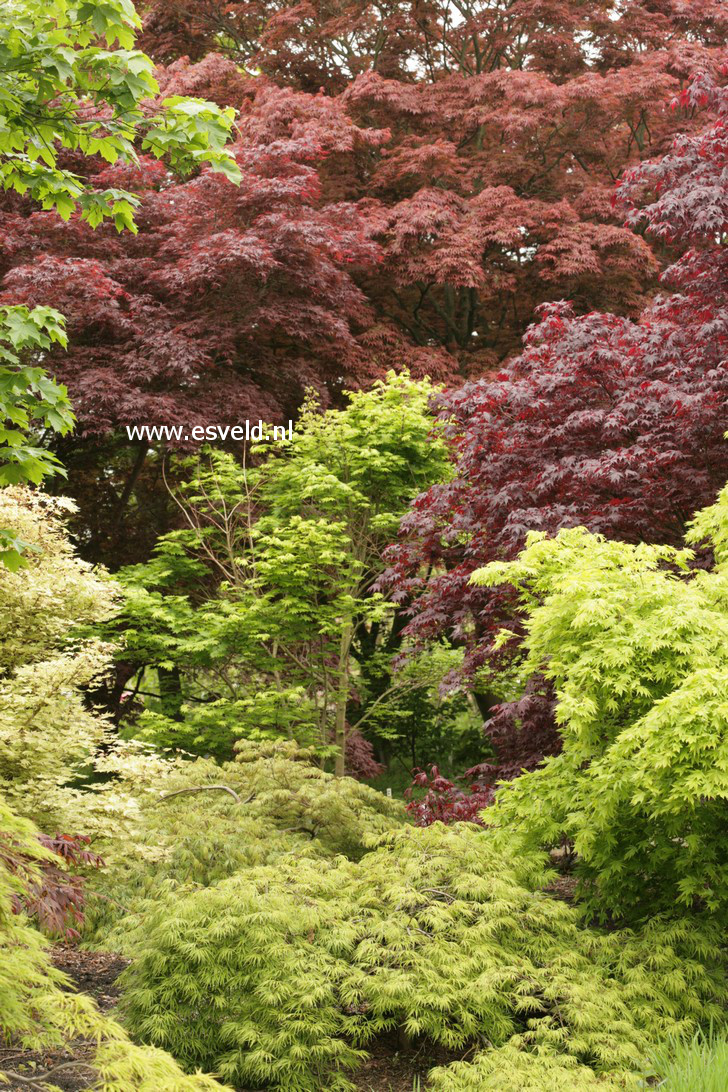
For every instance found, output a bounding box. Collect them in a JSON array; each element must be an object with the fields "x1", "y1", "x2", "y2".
[
  {"x1": 386, "y1": 71, "x2": 728, "y2": 779},
  {"x1": 141, "y1": 0, "x2": 728, "y2": 372},
  {"x1": 0, "y1": 4, "x2": 726, "y2": 563}
]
